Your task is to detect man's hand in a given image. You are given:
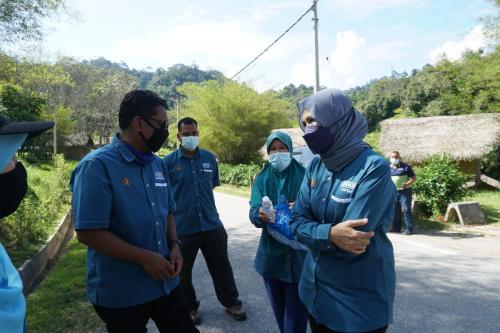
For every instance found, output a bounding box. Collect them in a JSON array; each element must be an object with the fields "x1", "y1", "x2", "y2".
[
  {"x1": 140, "y1": 251, "x2": 176, "y2": 280},
  {"x1": 258, "y1": 207, "x2": 275, "y2": 223},
  {"x1": 329, "y1": 219, "x2": 374, "y2": 255},
  {"x1": 169, "y1": 244, "x2": 183, "y2": 277}
]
